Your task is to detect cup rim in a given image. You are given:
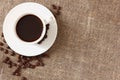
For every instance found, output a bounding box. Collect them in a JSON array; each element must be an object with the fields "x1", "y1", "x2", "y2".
[{"x1": 14, "y1": 13, "x2": 46, "y2": 44}]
